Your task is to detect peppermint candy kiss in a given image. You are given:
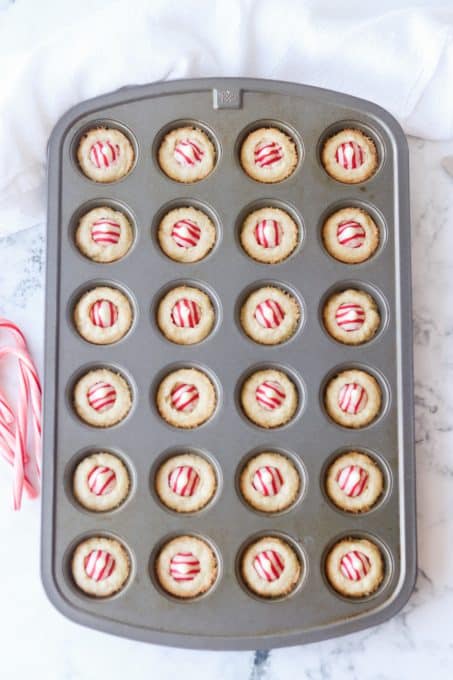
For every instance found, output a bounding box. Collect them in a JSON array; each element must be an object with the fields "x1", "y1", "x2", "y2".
[
  {"x1": 254, "y1": 141, "x2": 283, "y2": 168},
  {"x1": 89, "y1": 140, "x2": 120, "y2": 169},
  {"x1": 254, "y1": 219, "x2": 282, "y2": 248},
  {"x1": 89, "y1": 299, "x2": 118, "y2": 328},
  {"x1": 87, "y1": 381, "x2": 117, "y2": 412},
  {"x1": 335, "y1": 141, "x2": 364, "y2": 170},
  {"x1": 254, "y1": 299, "x2": 285, "y2": 328},
  {"x1": 340, "y1": 550, "x2": 371, "y2": 581},
  {"x1": 338, "y1": 383, "x2": 368, "y2": 415},
  {"x1": 170, "y1": 383, "x2": 199, "y2": 412},
  {"x1": 84, "y1": 549, "x2": 116, "y2": 581},
  {"x1": 252, "y1": 466, "x2": 284, "y2": 496},
  {"x1": 171, "y1": 299, "x2": 201, "y2": 328},
  {"x1": 91, "y1": 218, "x2": 121, "y2": 245},
  {"x1": 335, "y1": 303, "x2": 365, "y2": 332},
  {"x1": 87, "y1": 466, "x2": 117, "y2": 496},
  {"x1": 171, "y1": 219, "x2": 201, "y2": 248},
  {"x1": 174, "y1": 139, "x2": 205, "y2": 167},
  {"x1": 336, "y1": 465, "x2": 369, "y2": 497},
  {"x1": 256, "y1": 380, "x2": 286, "y2": 410},
  {"x1": 253, "y1": 550, "x2": 285, "y2": 582},
  {"x1": 168, "y1": 465, "x2": 200, "y2": 497},
  {"x1": 336, "y1": 220, "x2": 366, "y2": 249},
  {"x1": 170, "y1": 552, "x2": 201, "y2": 581}
]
